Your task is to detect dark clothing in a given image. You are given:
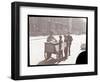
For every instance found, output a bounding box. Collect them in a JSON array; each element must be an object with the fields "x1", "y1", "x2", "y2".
[
  {"x1": 67, "y1": 35, "x2": 73, "y2": 43},
  {"x1": 45, "y1": 35, "x2": 57, "y2": 60},
  {"x1": 66, "y1": 35, "x2": 73, "y2": 56},
  {"x1": 64, "y1": 46, "x2": 68, "y2": 59},
  {"x1": 64, "y1": 35, "x2": 73, "y2": 58},
  {"x1": 58, "y1": 39, "x2": 63, "y2": 60},
  {"x1": 59, "y1": 39, "x2": 63, "y2": 50},
  {"x1": 64, "y1": 36, "x2": 68, "y2": 59}
]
